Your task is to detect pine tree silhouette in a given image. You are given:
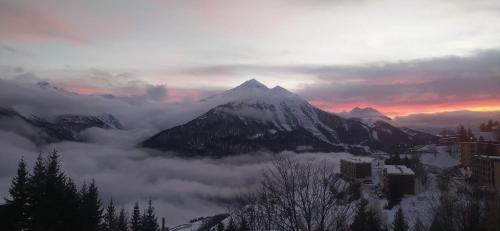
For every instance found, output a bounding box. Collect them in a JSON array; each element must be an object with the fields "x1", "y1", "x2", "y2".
[
  {"x1": 79, "y1": 180, "x2": 103, "y2": 231},
  {"x1": 351, "y1": 199, "x2": 381, "y2": 231},
  {"x1": 27, "y1": 153, "x2": 47, "y2": 230},
  {"x1": 392, "y1": 207, "x2": 408, "y2": 231},
  {"x1": 104, "y1": 199, "x2": 117, "y2": 231},
  {"x1": 225, "y1": 218, "x2": 237, "y2": 231},
  {"x1": 141, "y1": 199, "x2": 159, "y2": 231},
  {"x1": 5, "y1": 158, "x2": 29, "y2": 231},
  {"x1": 130, "y1": 202, "x2": 142, "y2": 231},
  {"x1": 116, "y1": 208, "x2": 128, "y2": 231}
]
